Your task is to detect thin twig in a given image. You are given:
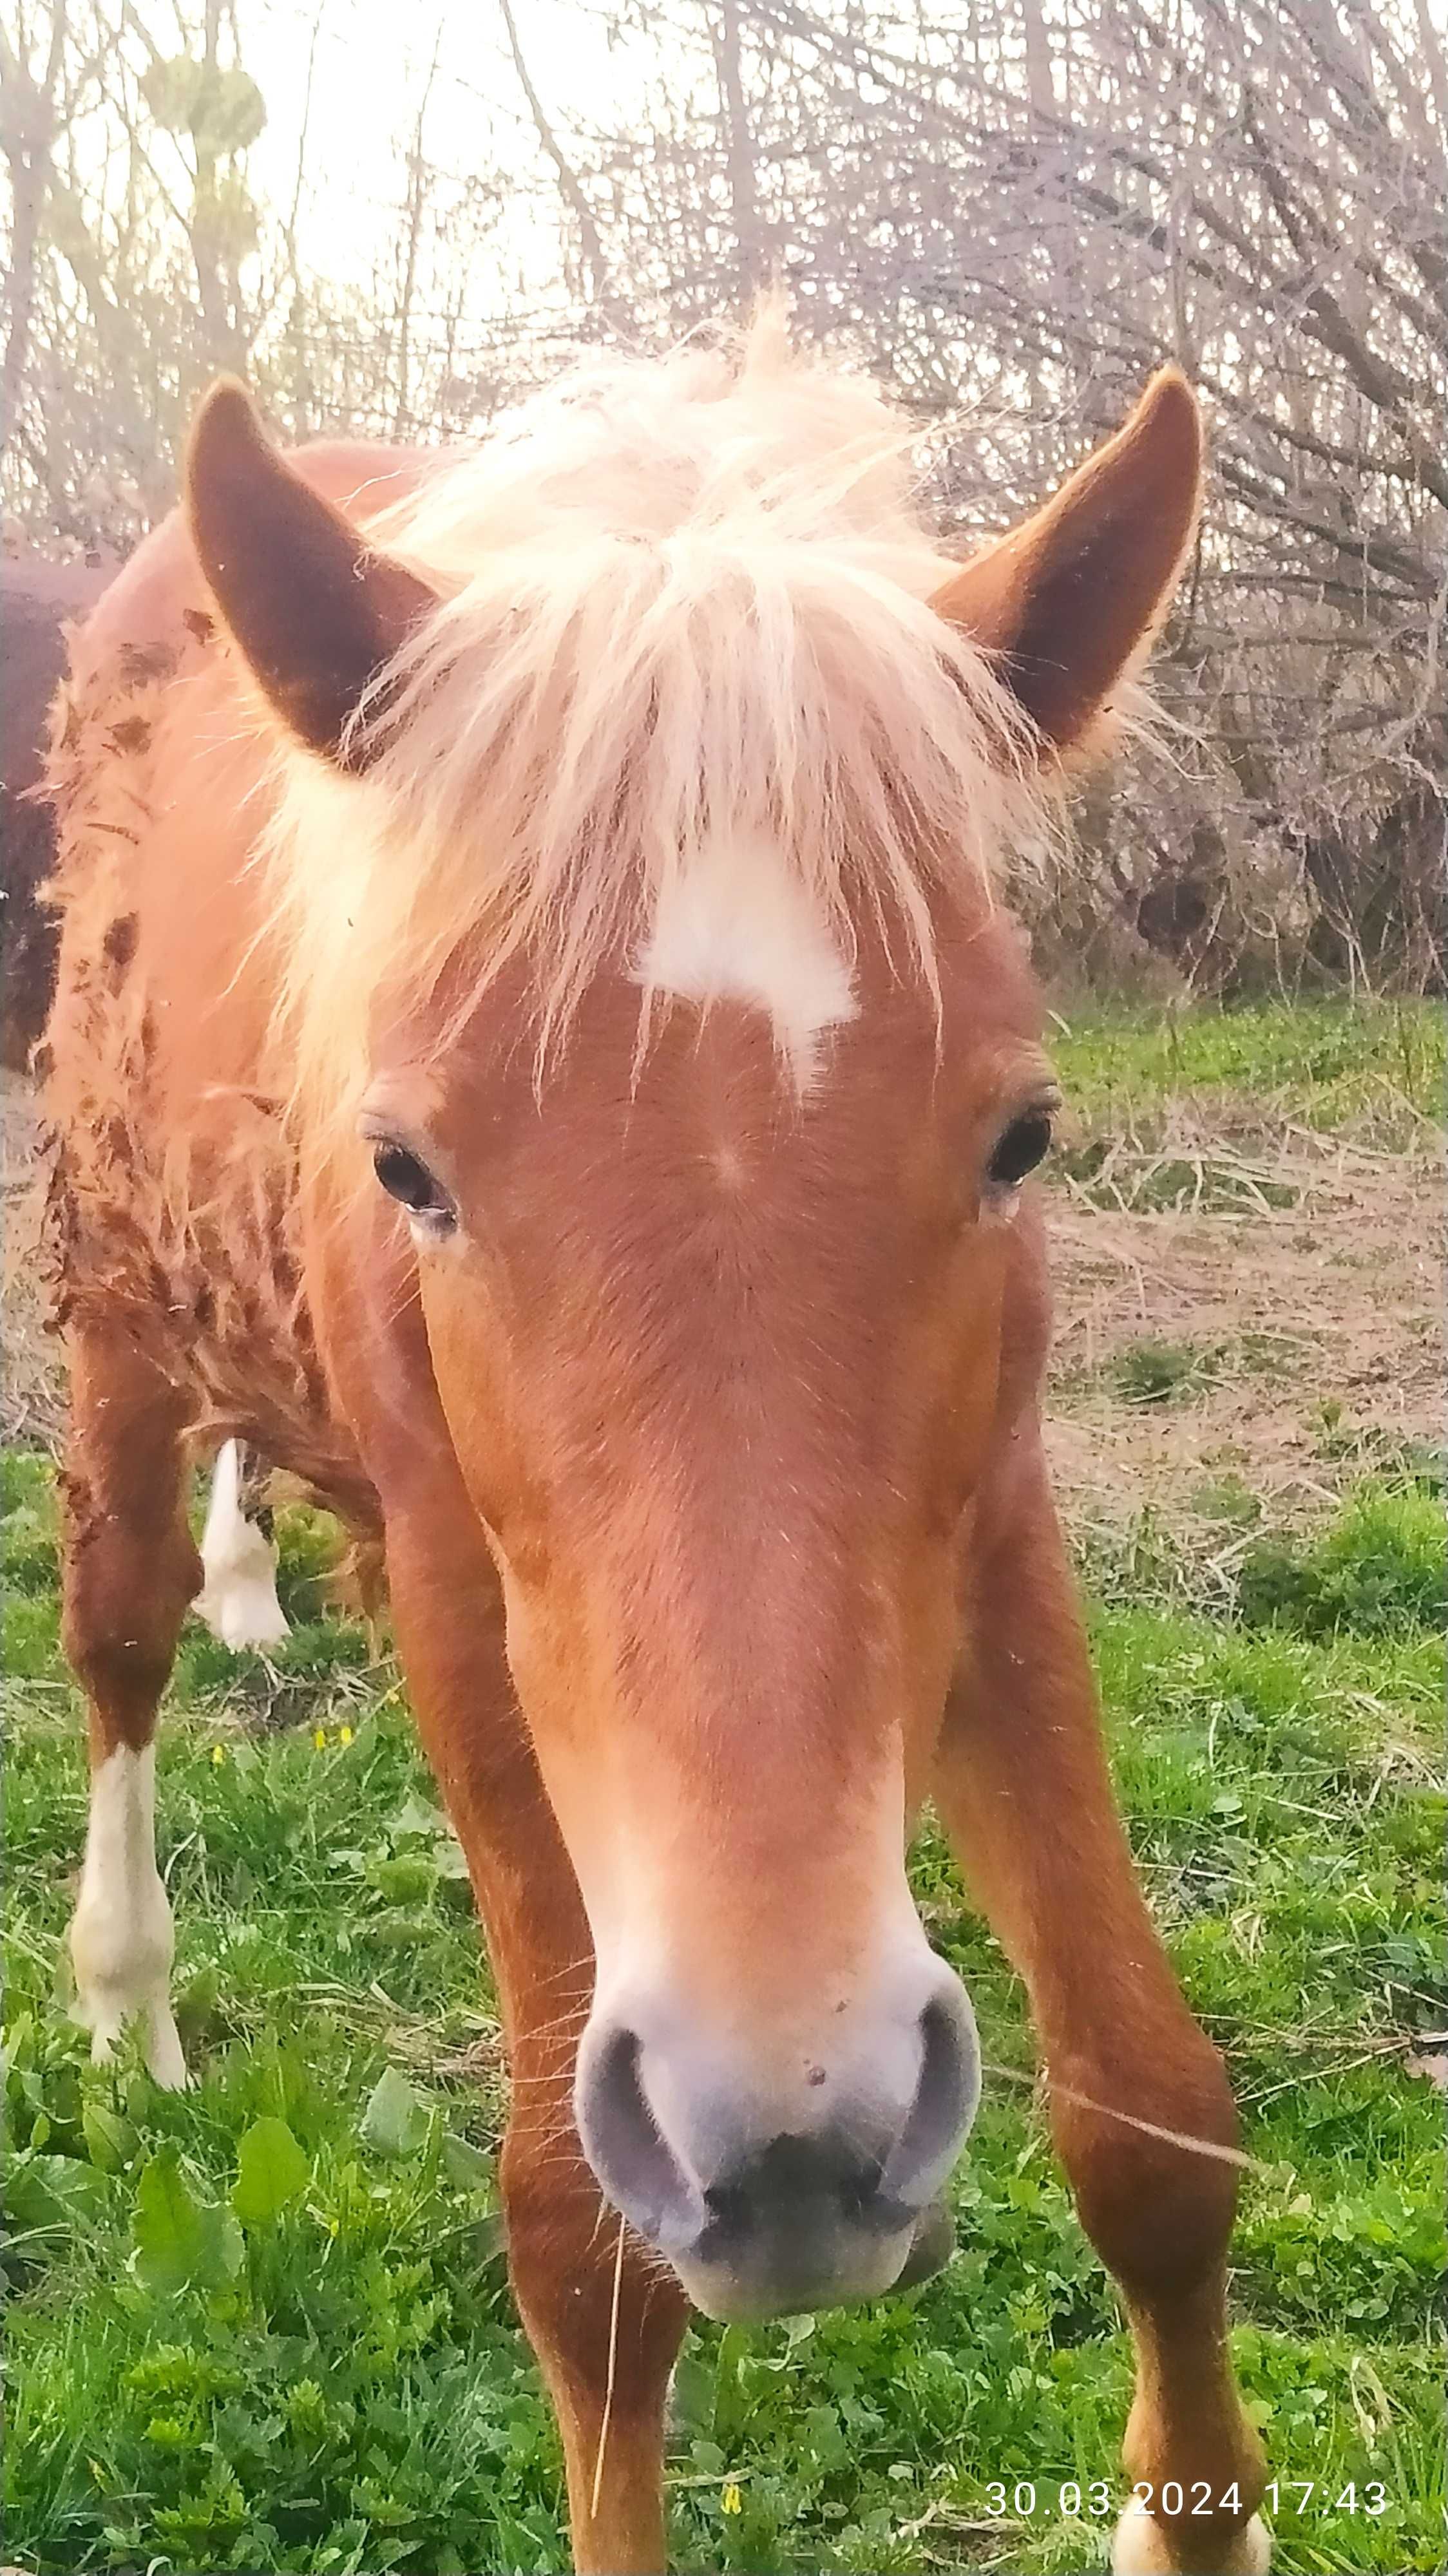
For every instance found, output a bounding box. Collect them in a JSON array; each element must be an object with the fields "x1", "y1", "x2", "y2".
[
  {"x1": 982, "y1": 2058, "x2": 1262, "y2": 2170},
  {"x1": 590, "y1": 2211, "x2": 627, "y2": 2524}
]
